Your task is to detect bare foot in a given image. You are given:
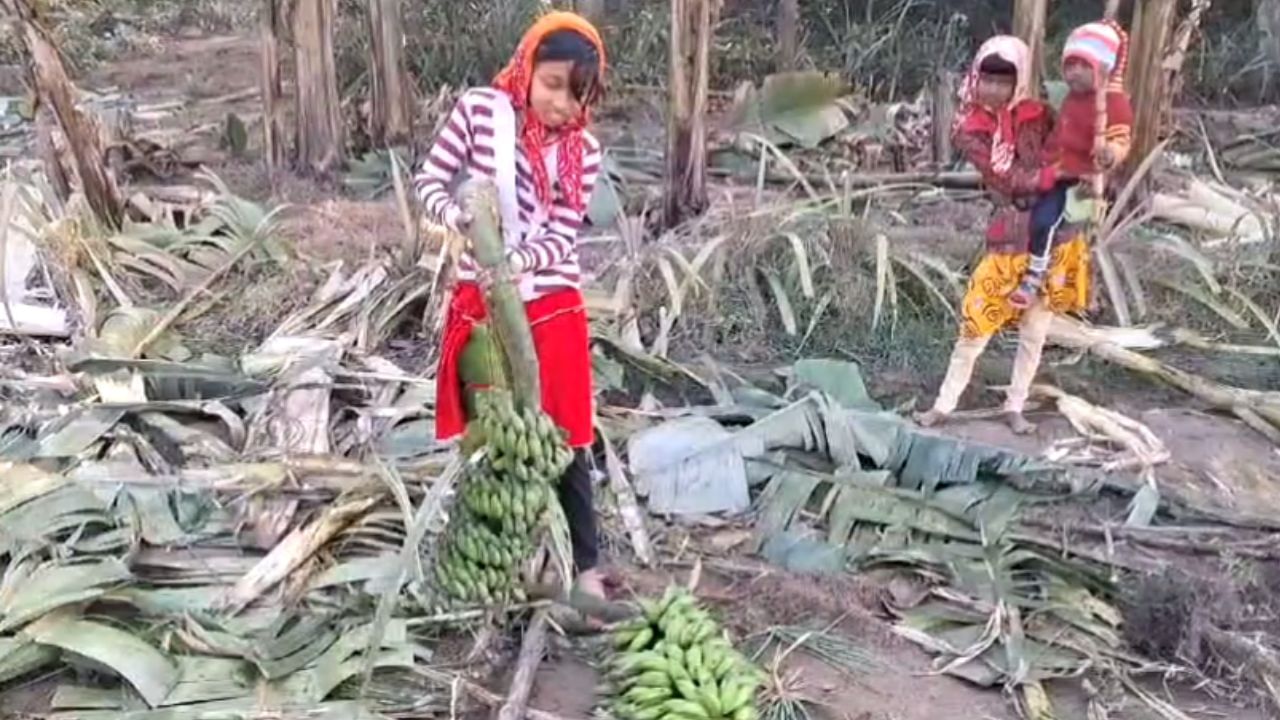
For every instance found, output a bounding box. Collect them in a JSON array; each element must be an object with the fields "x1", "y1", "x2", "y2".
[
  {"x1": 913, "y1": 409, "x2": 950, "y2": 428},
  {"x1": 1005, "y1": 411, "x2": 1036, "y2": 435}
]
